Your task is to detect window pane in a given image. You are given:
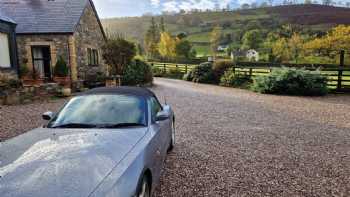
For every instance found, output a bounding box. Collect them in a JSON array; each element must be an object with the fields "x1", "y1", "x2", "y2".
[
  {"x1": 0, "y1": 33, "x2": 11, "y2": 68},
  {"x1": 32, "y1": 47, "x2": 45, "y2": 78}
]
